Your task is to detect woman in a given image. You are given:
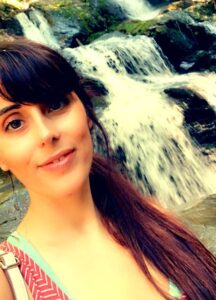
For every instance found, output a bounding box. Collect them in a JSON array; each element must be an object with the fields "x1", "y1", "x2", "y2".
[{"x1": 0, "y1": 37, "x2": 215, "y2": 300}]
